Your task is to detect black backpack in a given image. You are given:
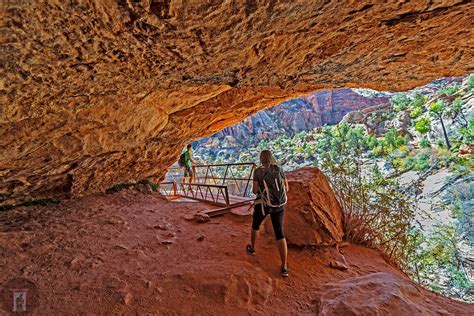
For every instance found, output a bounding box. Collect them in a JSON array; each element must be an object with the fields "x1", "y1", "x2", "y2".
[
  {"x1": 178, "y1": 152, "x2": 186, "y2": 167},
  {"x1": 260, "y1": 165, "x2": 287, "y2": 208}
]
